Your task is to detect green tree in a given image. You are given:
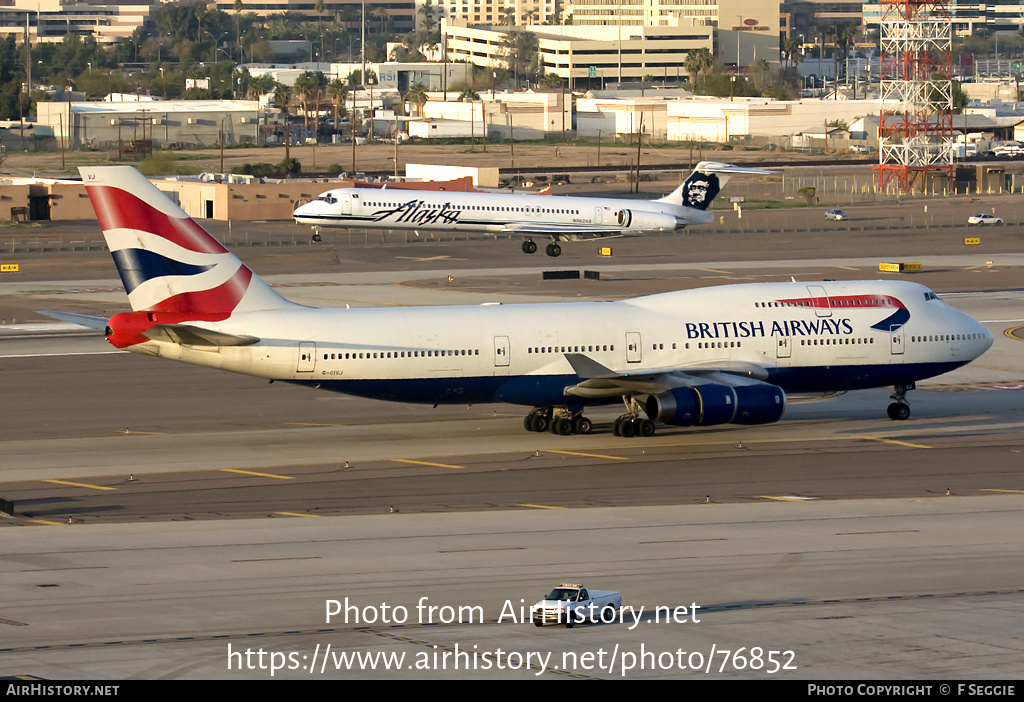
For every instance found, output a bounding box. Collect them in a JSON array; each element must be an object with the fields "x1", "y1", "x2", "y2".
[
  {"x1": 497, "y1": 29, "x2": 540, "y2": 87},
  {"x1": 684, "y1": 48, "x2": 714, "y2": 91},
  {"x1": 326, "y1": 77, "x2": 349, "y2": 127},
  {"x1": 406, "y1": 81, "x2": 428, "y2": 116}
]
